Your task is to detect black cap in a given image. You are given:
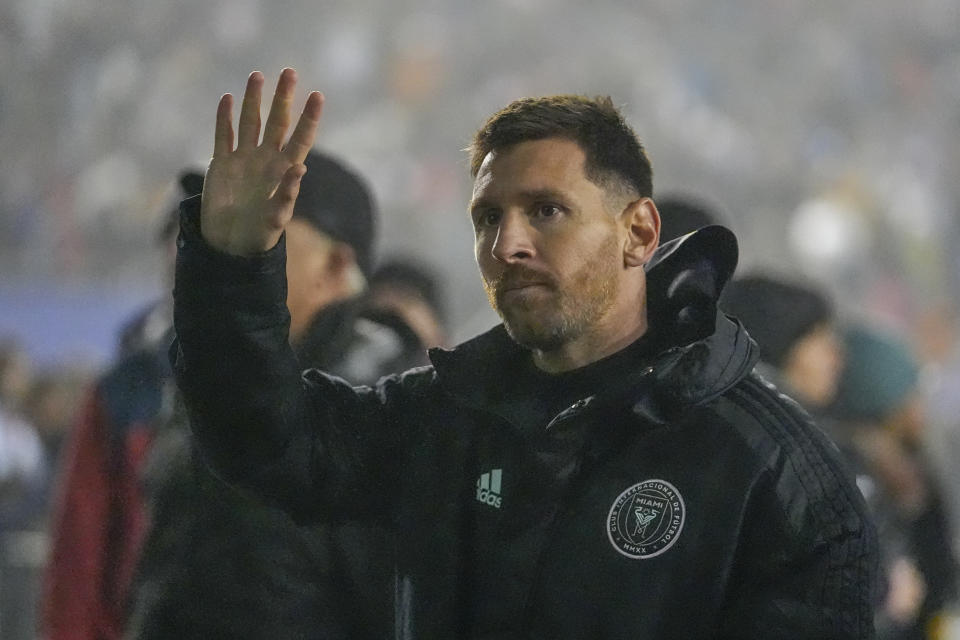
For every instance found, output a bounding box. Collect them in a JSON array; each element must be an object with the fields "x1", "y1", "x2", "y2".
[
  {"x1": 656, "y1": 193, "x2": 724, "y2": 243},
  {"x1": 295, "y1": 150, "x2": 377, "y2": 277},
  {"x1": 721, "y1": 274, "x2": 833, "y2": 367},
  {"x1": 370, "y1": 257, "x2": 446, "y2": 321}
]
